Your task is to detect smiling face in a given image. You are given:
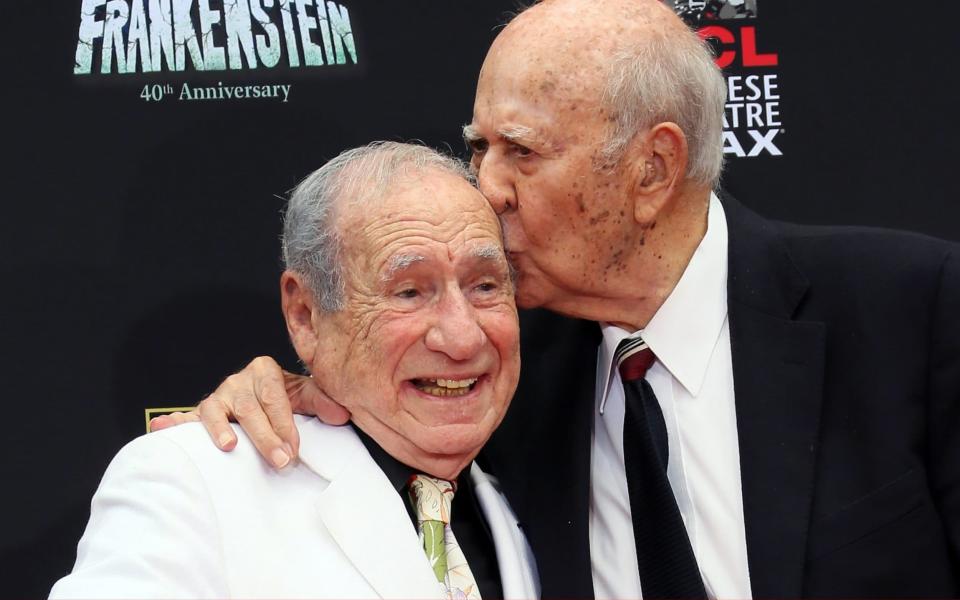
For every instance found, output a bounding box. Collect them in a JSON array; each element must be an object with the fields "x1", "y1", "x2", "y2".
[{"x1": 310, "y1": 168, "x2": 520, "y2": 479}]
